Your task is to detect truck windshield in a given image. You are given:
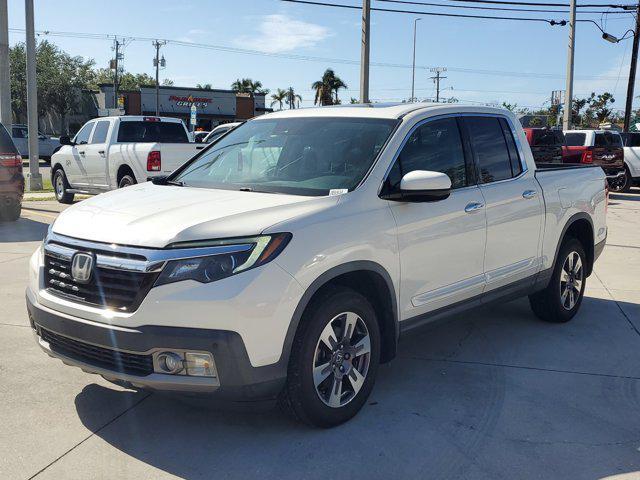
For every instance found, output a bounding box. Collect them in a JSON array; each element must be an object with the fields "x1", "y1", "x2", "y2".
[
  {"x1": 173, "y1": 117, "x2": 397, "y2": 196},
  {"x1": 117, "y1": 121, "x2": 189, "y2": 143}
]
